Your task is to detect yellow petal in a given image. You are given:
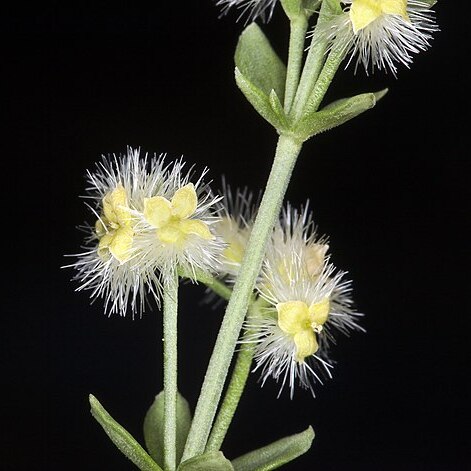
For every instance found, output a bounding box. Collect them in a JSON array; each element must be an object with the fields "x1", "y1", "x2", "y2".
[
  {"x1": 293, "y1": 330, "x2": 319, "y2": 362},
  {"x1": 103, "y1": 184, "x2": 130, "y2": 224},
  {"x1": 171, "y1": 183, "x2": 197, "y2": 219},
  {"x1": 380, "y1": 0, "x2": 408, "y2": 20},
  {"x1": 223, "y1": 241, "x2": 245, "y2": 264},
  {"x1": 277, "y1": 301, "x2": 310, "y2": 335},
  {"x1": 144, "y1": 196, "x2": 172, "y2": 228},
  {"x1": 309, "y1": 298, "x2": 330, "y2": 327},
  {"x1": 97, "y1": 232, "x2": 114, "y2": 258},
  {"x1": 179, "y1": 219, "x2": 214, "y2": 240},
  {"x1": 109, "y1": 226, "x2": 134, "y2": 263},
  {"x1": 156, "y1": 223, "x2": 186, "y2": 246},
  {"x1": 350, "y1": 0, "x2": 383, "y2": 32},
  {"x1": 350, "y1": 0, "x2": 408, "y2": 33}
]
